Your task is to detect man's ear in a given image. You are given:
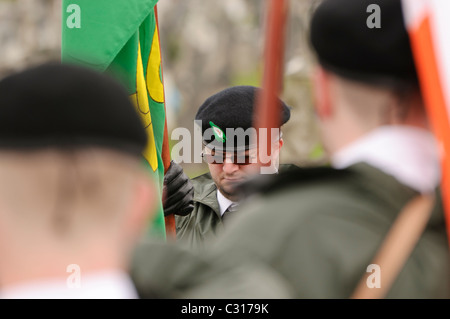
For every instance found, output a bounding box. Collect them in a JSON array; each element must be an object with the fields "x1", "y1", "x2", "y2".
[
  {"x1": 312, "y1": 67, "x2": 333, "y2": 119},
  {"x1": 273, "y1": 138, "x2": 283, "y2": 153}
]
